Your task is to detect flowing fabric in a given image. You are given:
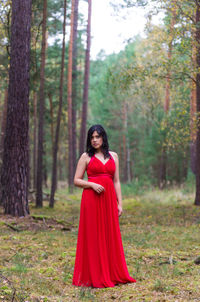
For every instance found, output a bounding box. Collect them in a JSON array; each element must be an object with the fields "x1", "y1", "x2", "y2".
[{"x1": 72, "y1": 153, "x2": 136, "y2": 288}]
